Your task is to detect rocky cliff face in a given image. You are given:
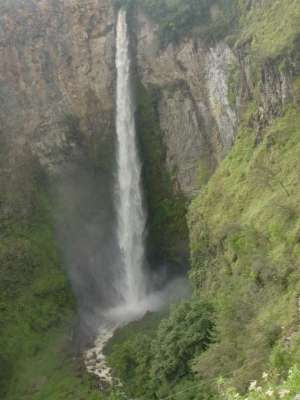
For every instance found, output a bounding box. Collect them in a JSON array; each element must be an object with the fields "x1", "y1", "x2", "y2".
[
  {"x1": 0, "y1": 0, "x2": 297, "y2": 191},
  {"x1": 1, "y1": 0, "x2": 291, "y2": 198},
  {"x1": 0, "y1": 0, "x2": 115, "y2": 172},
  {"x1": 133, "y1": 5, "x2": 298, "y2": 197},
  {"x1": 0, "y1": 0, "x2": 240, "y2": 269},
  {"x1": 0, "y1": 0, "x2": 119, "y2": 347},
  {"x1": 235, "y1": 45, "x2": 295, "y2": 139},
  {"x1": 134, "y1": 9, "x2": 238, "y2": 196}
]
